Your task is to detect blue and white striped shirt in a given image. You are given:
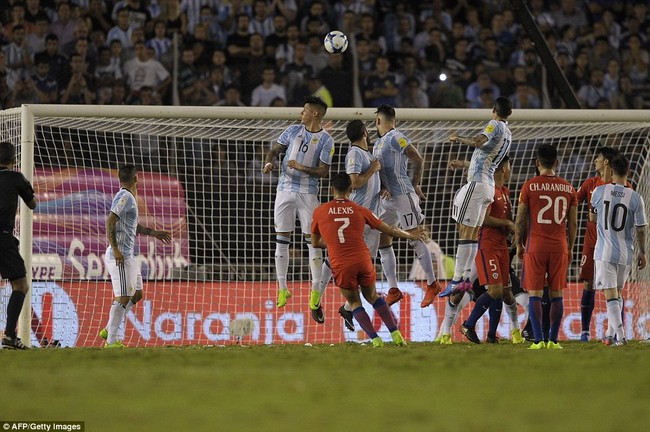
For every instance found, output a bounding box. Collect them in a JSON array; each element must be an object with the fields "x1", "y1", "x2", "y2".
[
  {"x1": 346, "y1": 145, "x2": 380, "y2": 213},
  {"x1": 107, "y1": 188, "x2": 139, "y2": 260},
  {"x1": 372, "y1": 128, "x2": 414, "y2": 196},
  {"x1": 276, "y1": 125, "x2": 334, "y2": 195},
  {"x1": 467, "y1": 119, "x2": 512, "y2": 187},
  {"x1": 592, "y1": 183, "x2": 647, "y2": 265}
]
